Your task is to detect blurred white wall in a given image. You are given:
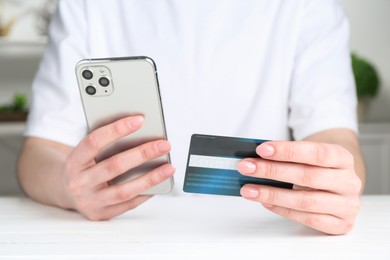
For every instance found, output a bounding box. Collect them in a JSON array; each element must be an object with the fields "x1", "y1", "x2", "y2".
[
  {"x1": 0, "y1": 0, "x2": 50, "y2": 105},
  {"x1": 342, "y1": 0, "x2": 390, "y2": 122}
]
